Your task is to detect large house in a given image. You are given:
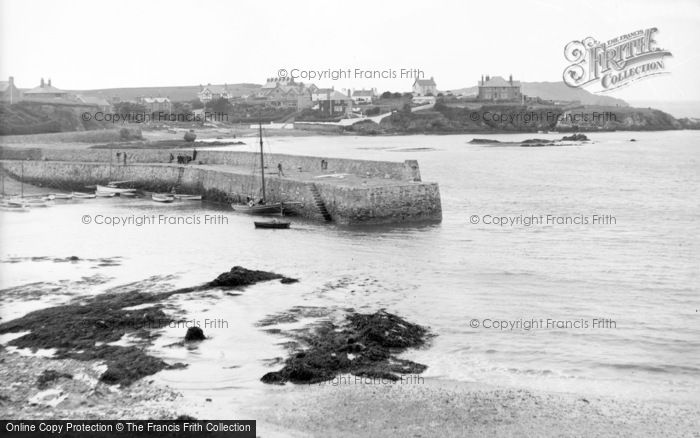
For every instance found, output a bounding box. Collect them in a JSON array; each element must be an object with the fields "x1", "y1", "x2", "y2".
[
  {"x1": 254, "y1": 77, "x2": 316, "y2": 109},
  {"x1": 198, "y1": 84, "x2": 232, "y2": 104},
  {"x1": 0, "y1": 76, "x2": 21, "y2": 103},
  {"x1": 477, "y1": 75, "x2": 522, "y2": 102},
  {"x1": 23, "y1": 78, "x2": 70, "y2": 100},
  {"x1": 138, "y1": 96, "x2": 171, "y2": 113},
  {"x1": 312, "y1": 88, "x2": 352, "y2": 116},
  {"x1": 412, "y1": 77, "x2": 437, "y2": 96}
]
